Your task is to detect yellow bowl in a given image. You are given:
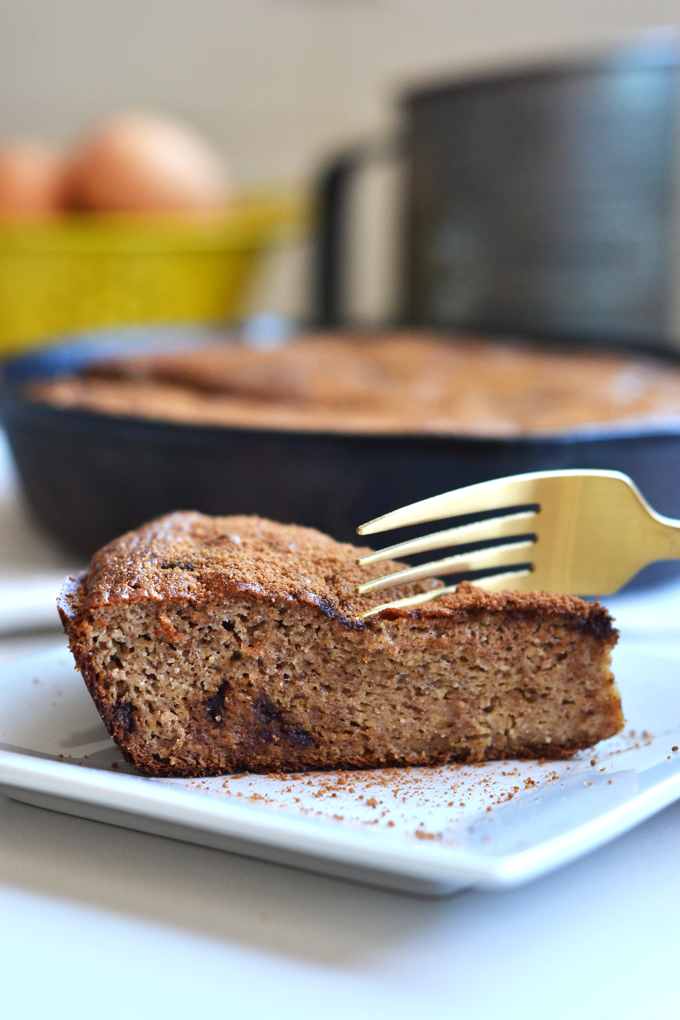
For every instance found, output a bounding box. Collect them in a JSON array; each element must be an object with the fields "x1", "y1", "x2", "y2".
[{"x1": 0, "y1": 198, "x2": 303, "y2": 354}]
